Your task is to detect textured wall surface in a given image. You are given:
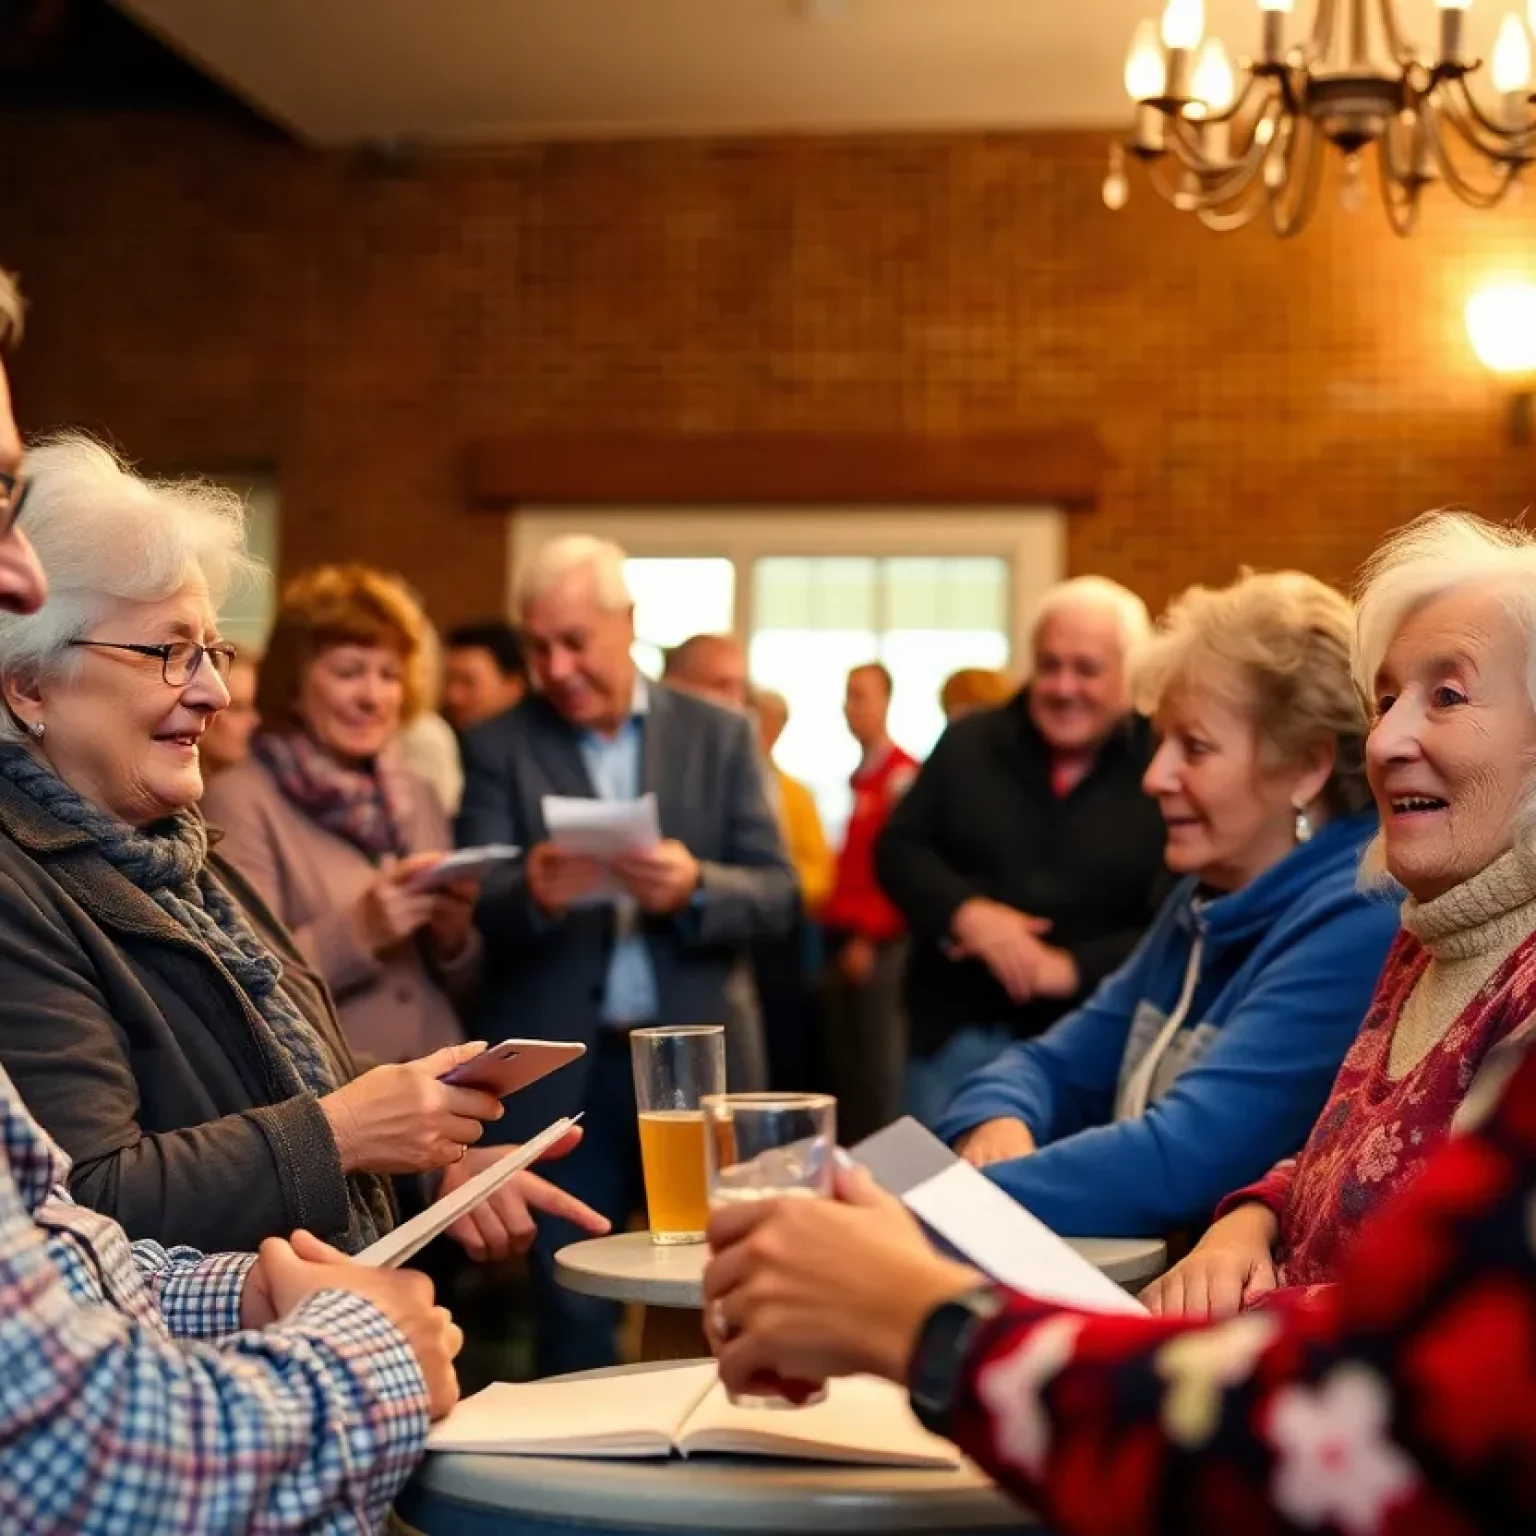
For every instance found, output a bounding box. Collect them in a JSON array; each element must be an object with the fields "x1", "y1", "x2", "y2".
[{"x1": 2, "y1": 110, "x2": 1533, "y2": 622}]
